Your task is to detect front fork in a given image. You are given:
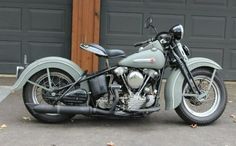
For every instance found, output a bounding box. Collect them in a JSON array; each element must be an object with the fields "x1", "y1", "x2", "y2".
[{"x1": 171, "y1": 46, "x2": 216, "y2": 101}]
